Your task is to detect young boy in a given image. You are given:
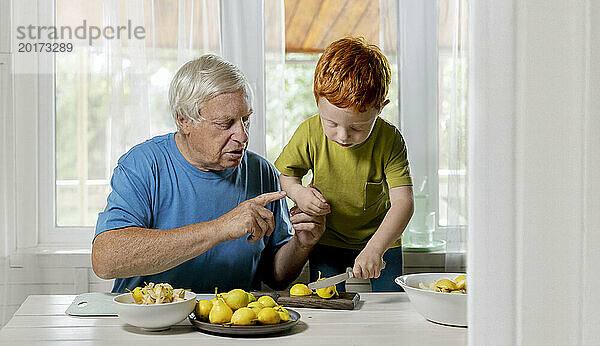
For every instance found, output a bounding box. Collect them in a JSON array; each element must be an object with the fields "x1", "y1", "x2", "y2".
[{"x1": 274, "y1": 37, "x2": 414, "y2": 292}]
